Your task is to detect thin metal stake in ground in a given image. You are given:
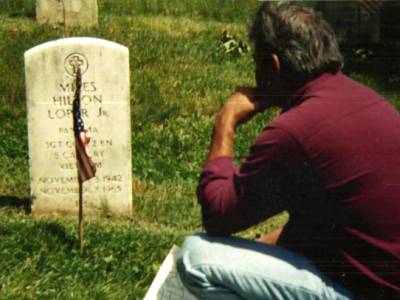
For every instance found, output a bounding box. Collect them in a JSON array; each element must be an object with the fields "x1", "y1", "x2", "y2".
[
  {"x1": 63, "y1": 0, "x2": 67, "y2": 37},
  {"x1": 72, "y1": 67, "x2": 96, "y2": 255},
  {"x1": 73, "y1": 68, "x2": 84, "y2": 255},
  {"x1": 78, "y1": 178, "x2": 83, "y2": 255}
]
